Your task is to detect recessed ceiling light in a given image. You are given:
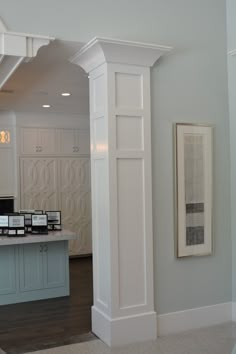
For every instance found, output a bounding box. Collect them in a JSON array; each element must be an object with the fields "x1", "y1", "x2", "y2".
[
  {"x1": 42, "y1": 104, "x2": 51, "y2": 108},
  {"x1": 61, "y1": 92, "x2": 71, "y2": 97}
]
